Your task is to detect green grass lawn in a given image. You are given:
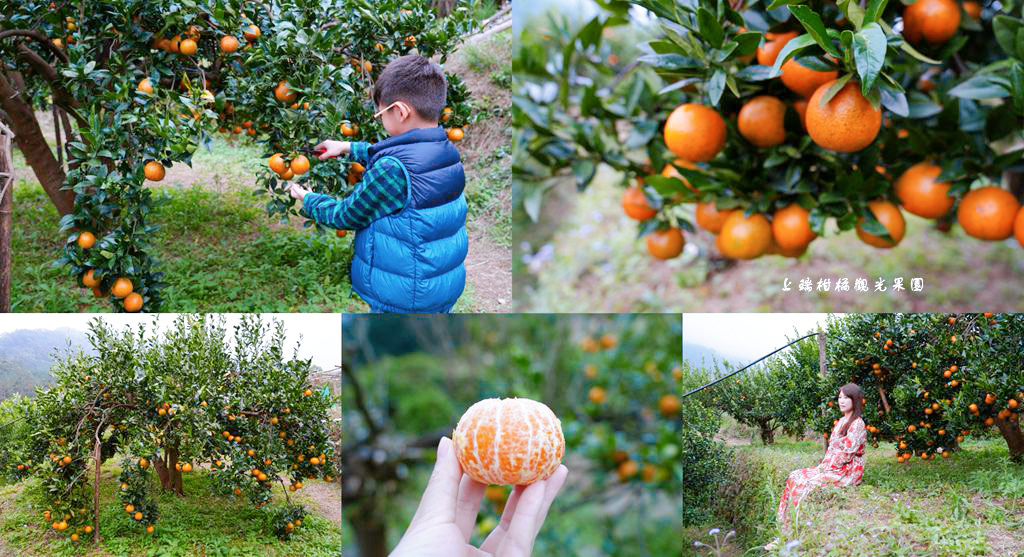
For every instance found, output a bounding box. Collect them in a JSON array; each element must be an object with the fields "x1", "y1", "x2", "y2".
[
  {"x1": 0, "y1": 458, "x2": 341, "y2": 557},
  {"x1": 687, "y1": 438, "x2": 1024, "y2": 556}
]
